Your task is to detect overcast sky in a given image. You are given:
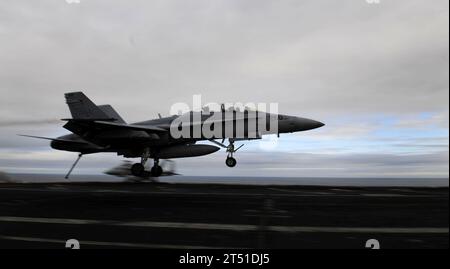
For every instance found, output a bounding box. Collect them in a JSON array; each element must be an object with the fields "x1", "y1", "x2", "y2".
[{"x1": 0, "y1": 0, "x2": 448, "y2": 178}]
